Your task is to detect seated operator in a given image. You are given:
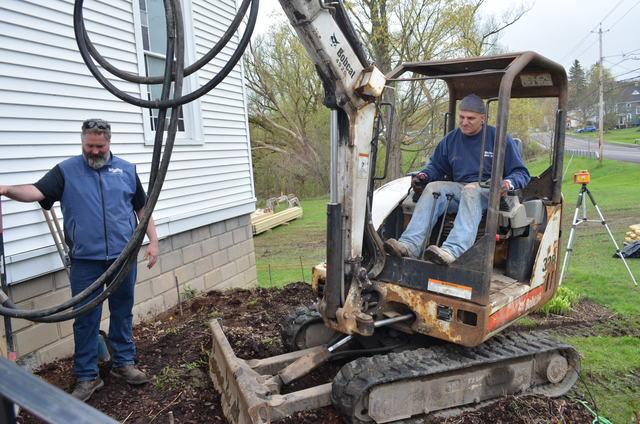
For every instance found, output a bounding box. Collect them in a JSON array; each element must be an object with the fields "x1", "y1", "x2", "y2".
[{"x1": 384, "y1": 94, "x2": 530, "y2": 265}]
